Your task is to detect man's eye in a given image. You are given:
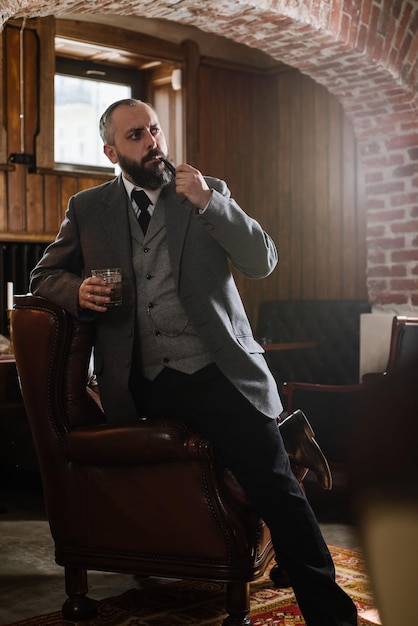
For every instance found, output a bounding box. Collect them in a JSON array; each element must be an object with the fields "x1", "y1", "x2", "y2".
[{"x1": 151, "y1": 127, "x2": 160, "y2": 136}]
